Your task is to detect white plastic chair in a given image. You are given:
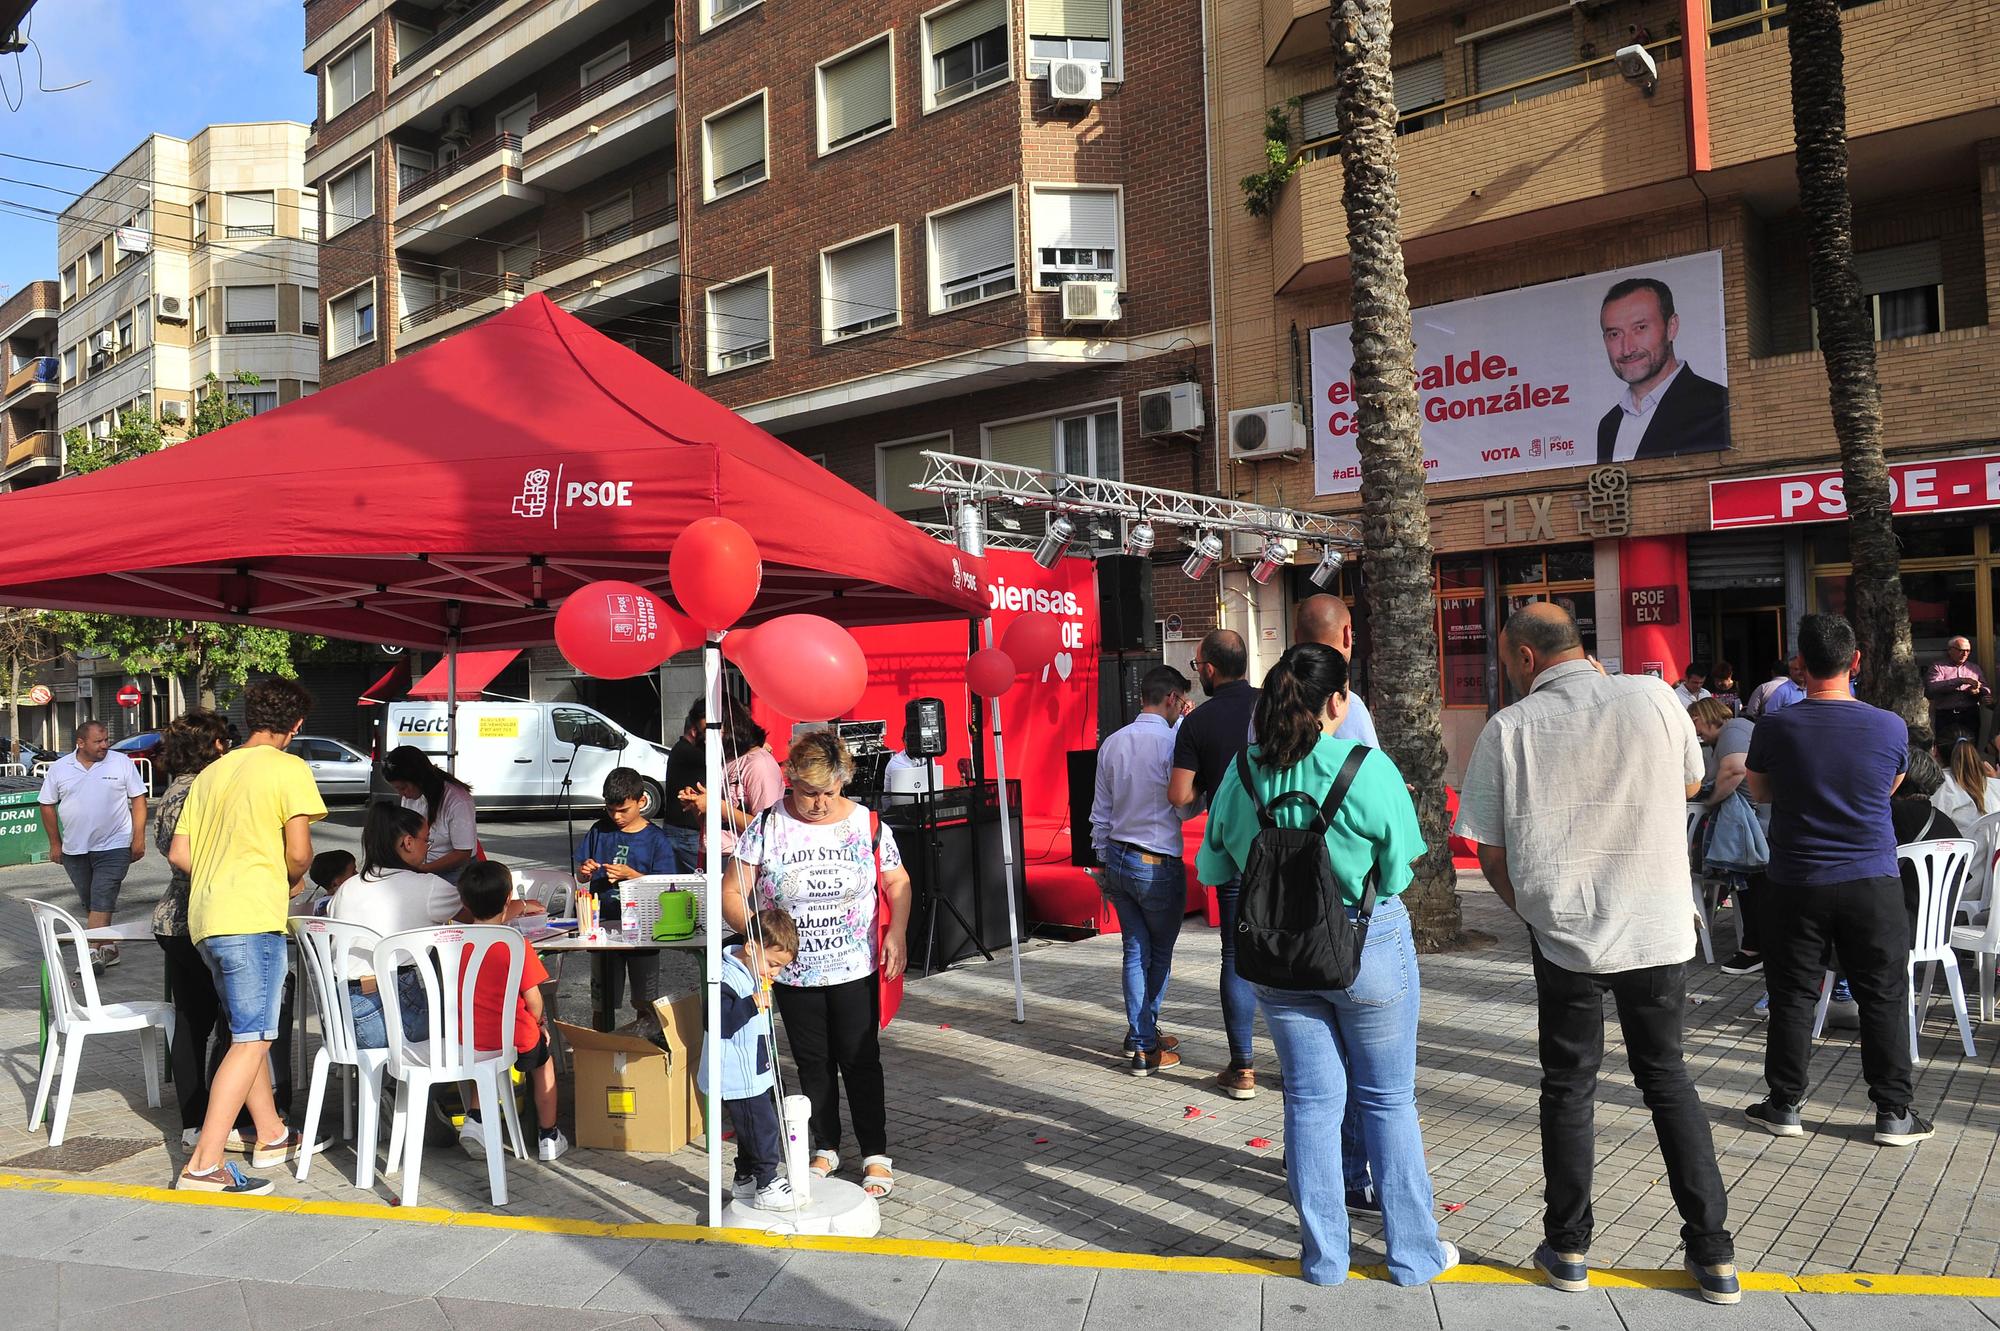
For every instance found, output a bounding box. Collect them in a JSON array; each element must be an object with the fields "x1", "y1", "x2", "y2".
[
  {"x1": 1811, "y1": 839, "x2": 1976, "y2": 1059},
  {"x1": 1958, "y1": 810, "x2": 2000, "y2": 927},
  {"x1": 291, "y1": 917, "x2": 392, "y2": 1188},
  {"x1": 26, "y1": 899, "x2": 175, "y2": 1146},
  {"x1": 375, "y1": 924, "x2": 528, "y2": 1208},
  {"x1": 1685, "y1": 804, "x2": 1717, "y2": 964},
  {"x1": 513, "y1": 867, "x2": 574, "y2": 919},
  {"x1": 1952, "y1": 889, "x2": 2000, "y2": 1023}
]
